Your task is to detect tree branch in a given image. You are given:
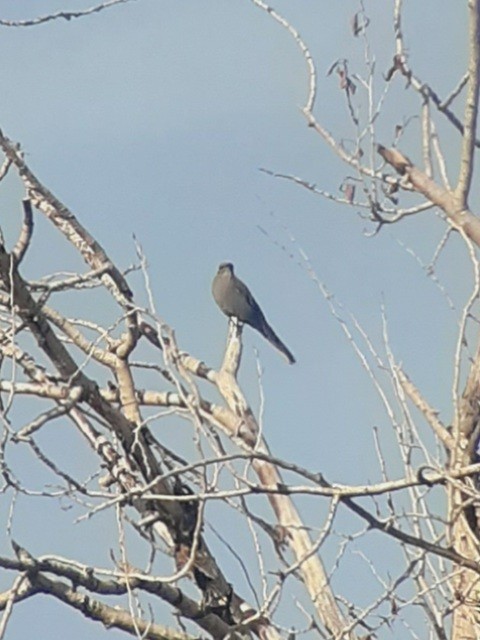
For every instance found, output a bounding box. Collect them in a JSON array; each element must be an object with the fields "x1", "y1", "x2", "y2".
[{"x1": 456, "y1": 0, "x2": 480, "y2": 206}]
